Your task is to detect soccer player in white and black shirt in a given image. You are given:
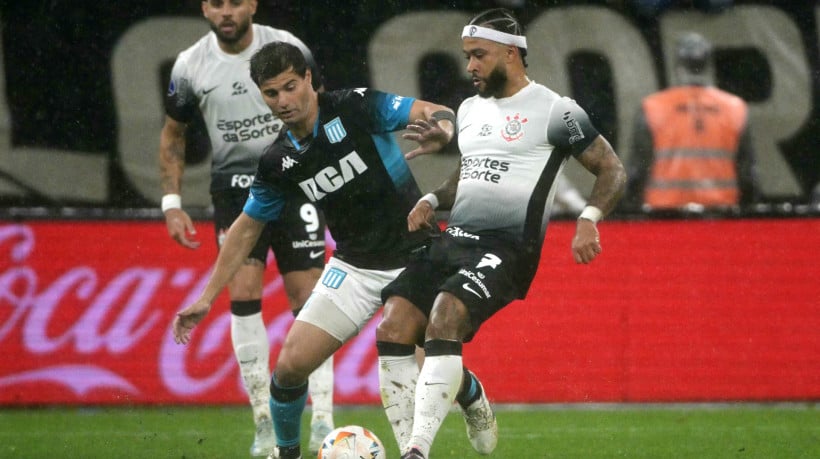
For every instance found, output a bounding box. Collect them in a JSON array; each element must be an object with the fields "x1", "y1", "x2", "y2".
[
  {"x1": 376, "y1": 8, "x2": 627, "y2": 459},
  {"x1": 158, "y1": 1, "x2": 333, "y2": 456}
]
